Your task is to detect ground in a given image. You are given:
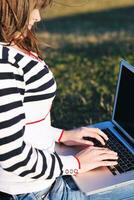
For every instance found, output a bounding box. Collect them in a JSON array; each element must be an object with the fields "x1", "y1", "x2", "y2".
[{"x1": 36, "y1": 0, "x2": 134, "y2": 129}]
